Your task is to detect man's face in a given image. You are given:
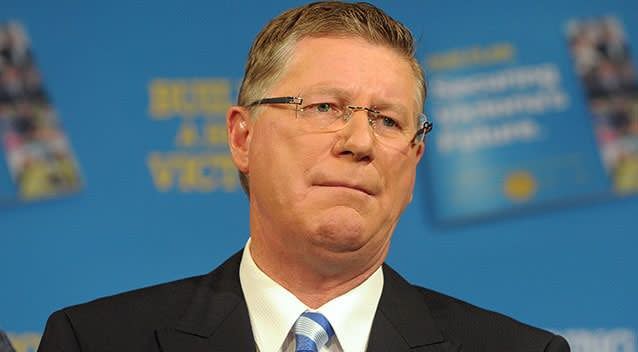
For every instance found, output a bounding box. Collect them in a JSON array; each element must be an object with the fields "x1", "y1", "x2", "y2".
[{"x1": 234, "y1": 36, "x2": 424, "y2": 267}]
